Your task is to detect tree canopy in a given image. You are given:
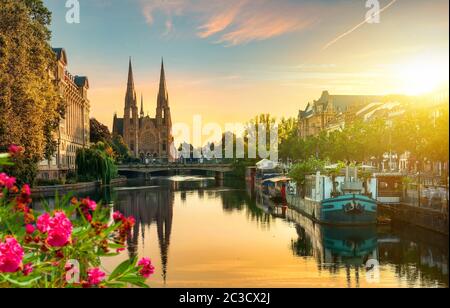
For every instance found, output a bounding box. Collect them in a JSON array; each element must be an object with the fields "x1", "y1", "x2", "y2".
[{"x1": 0, "y1": 0, "x2": 64, "y2": 183}]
